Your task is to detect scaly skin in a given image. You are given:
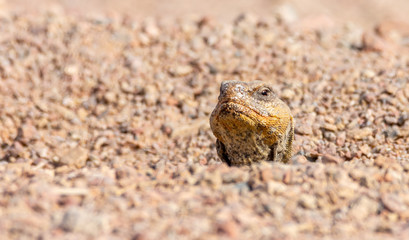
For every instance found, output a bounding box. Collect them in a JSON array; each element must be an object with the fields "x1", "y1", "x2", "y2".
[{"x1": 210, "y1": 80, "x2": 294, "y2": 166}]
